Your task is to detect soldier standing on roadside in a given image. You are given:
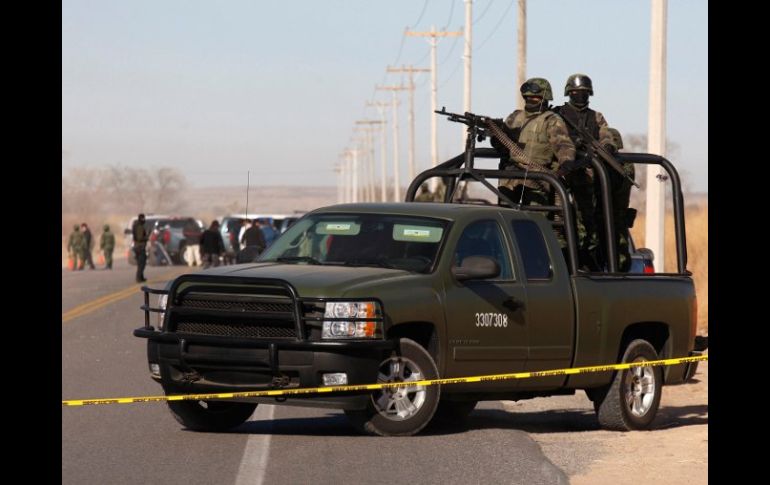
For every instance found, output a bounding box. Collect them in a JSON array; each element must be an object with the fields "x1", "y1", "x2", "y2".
[
  {"x1": 67, "y1": 224, "x2": 85, "y2": 271},
  {"x1": 100, "y1": 224, "x2": 115, "y2": 270},
  {"x1": 132, "y1": 214, "x2": 149, "y2": 282},
  {"x1": 81, "y1": 223, "x2": 96, "y2": 270}
]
